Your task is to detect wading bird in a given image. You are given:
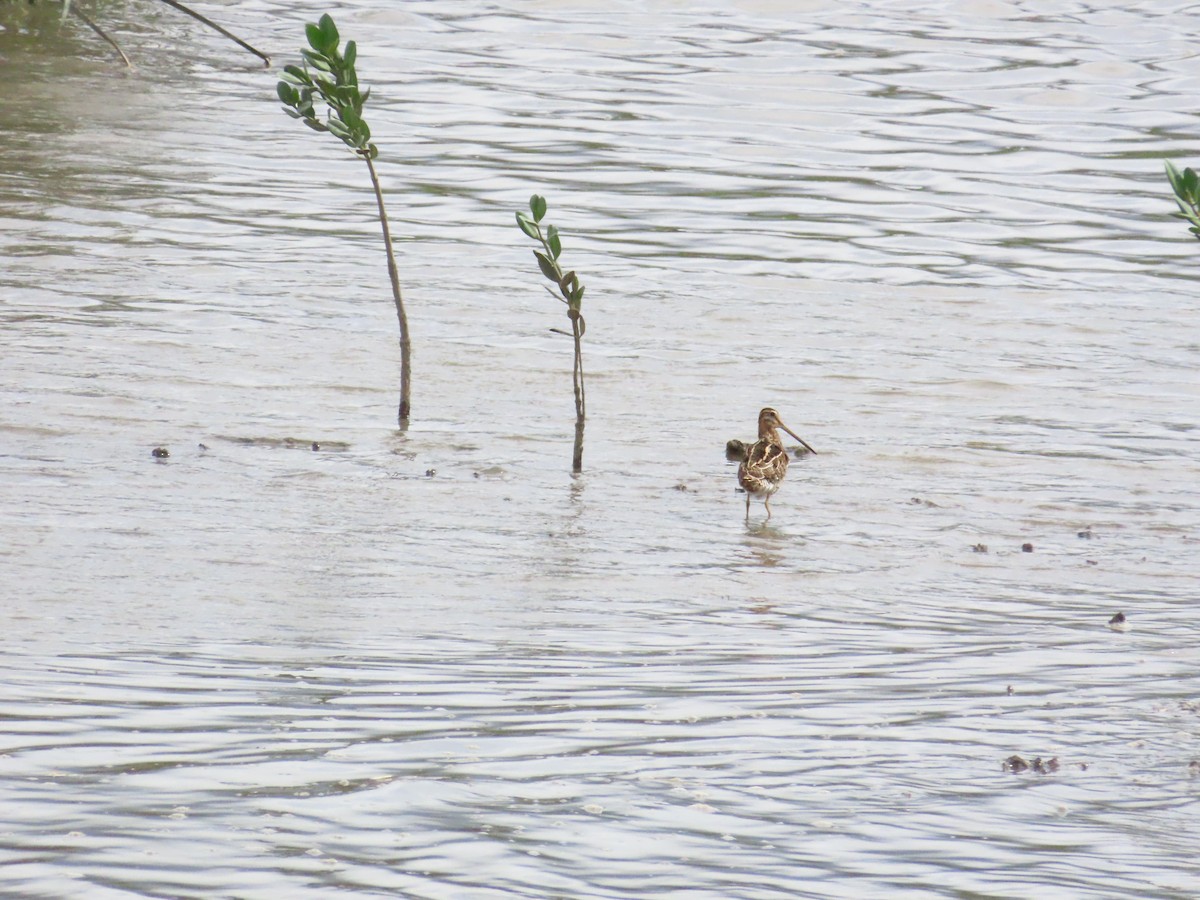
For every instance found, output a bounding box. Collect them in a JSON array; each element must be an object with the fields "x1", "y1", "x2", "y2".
[{"x1": 738, "y1": 407, "x2": 816, "y2": 520}]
